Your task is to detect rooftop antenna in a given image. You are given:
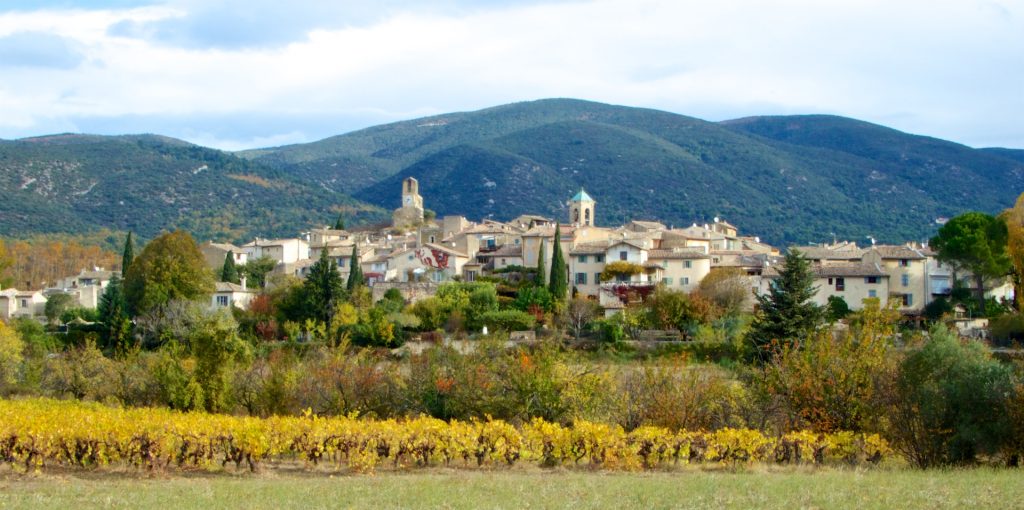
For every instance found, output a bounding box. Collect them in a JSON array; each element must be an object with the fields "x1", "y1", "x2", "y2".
[{"x1": 865, "y1": 235, "x2": 876, "y2": 246}]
